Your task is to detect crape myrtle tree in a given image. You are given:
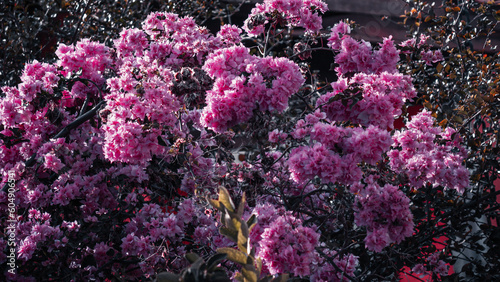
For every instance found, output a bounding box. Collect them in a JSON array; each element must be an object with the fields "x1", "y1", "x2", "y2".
[{"x1": 0, "y1": 0, "x2": 489, "y2": 280}]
